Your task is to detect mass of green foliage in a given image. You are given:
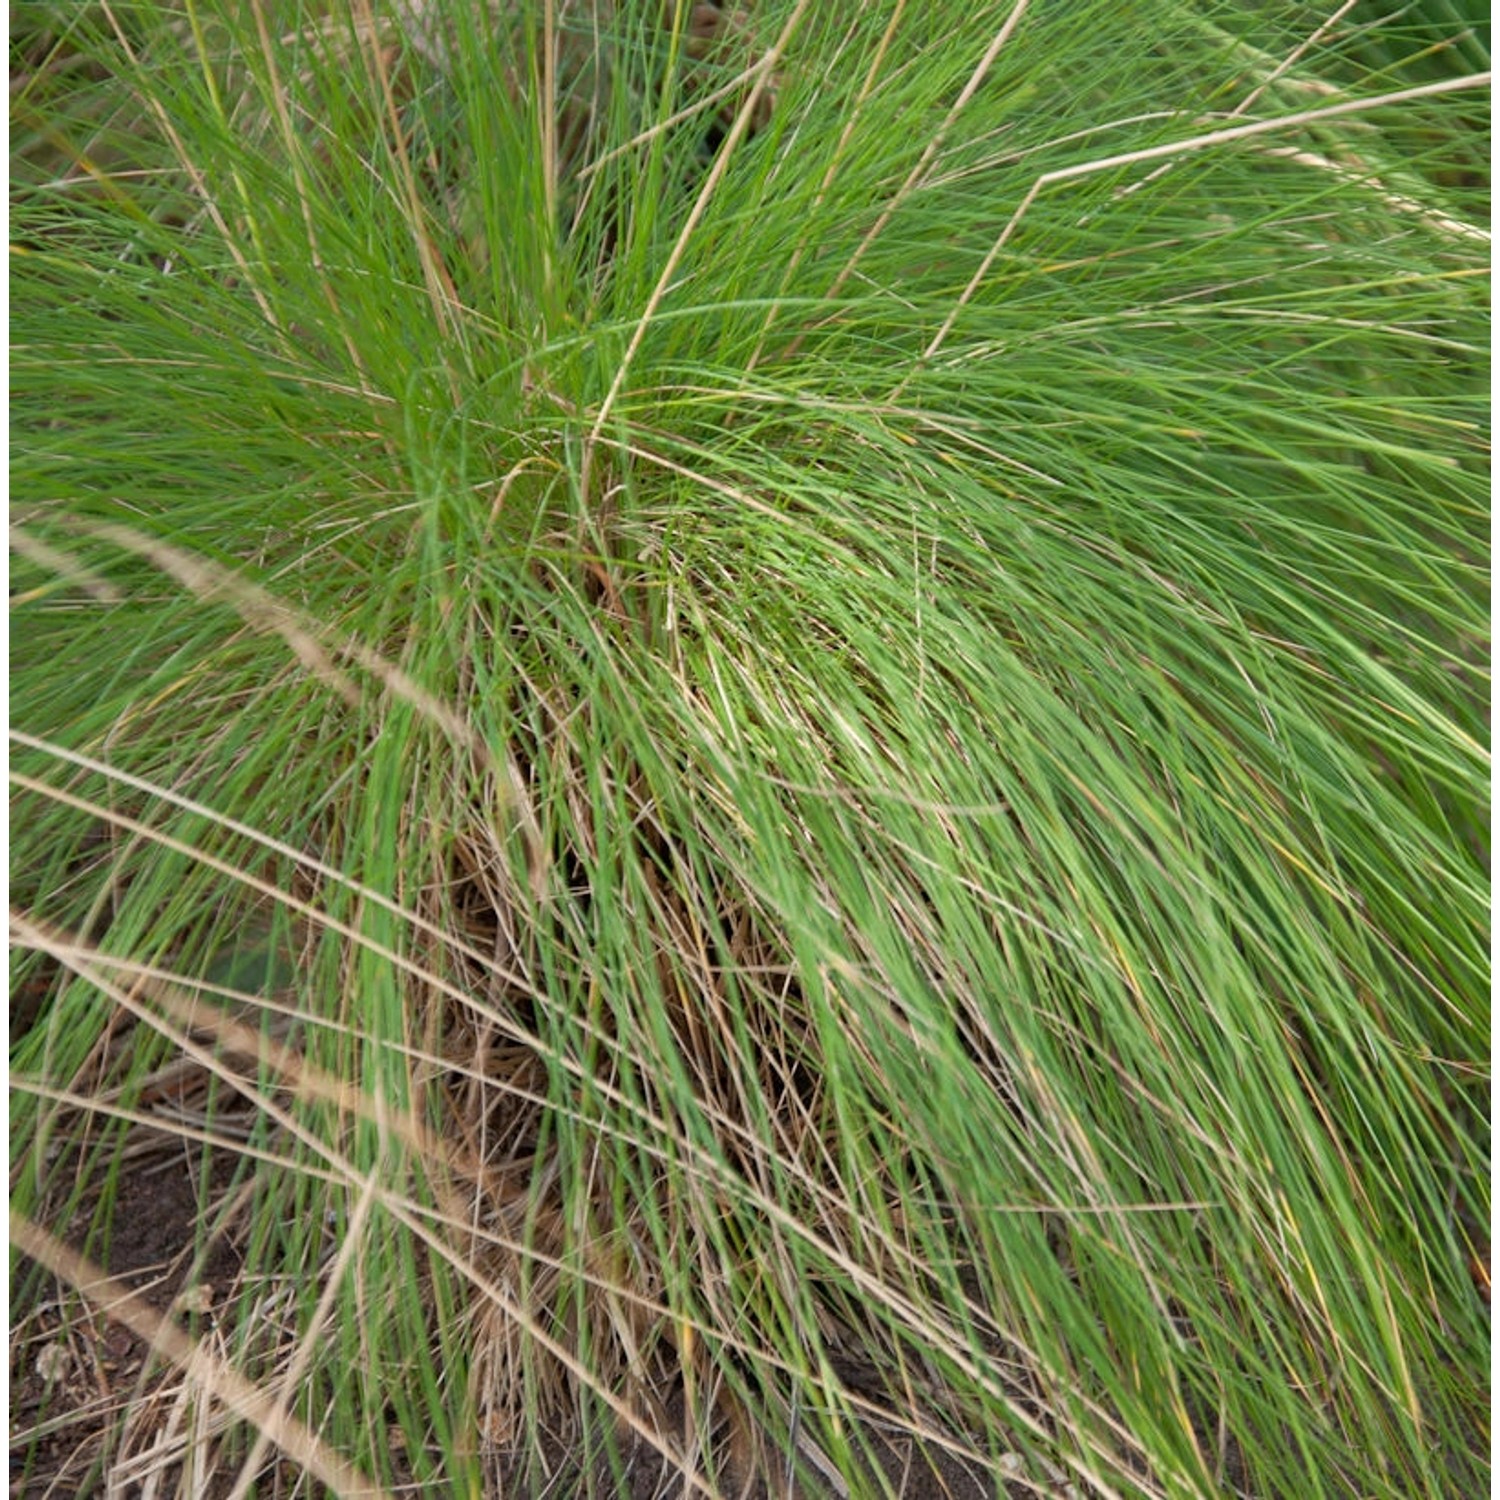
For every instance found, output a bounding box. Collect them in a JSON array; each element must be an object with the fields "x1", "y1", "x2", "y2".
[{"x1": 11, "y1": 2, "x2": 1489, "y2": 1496}]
